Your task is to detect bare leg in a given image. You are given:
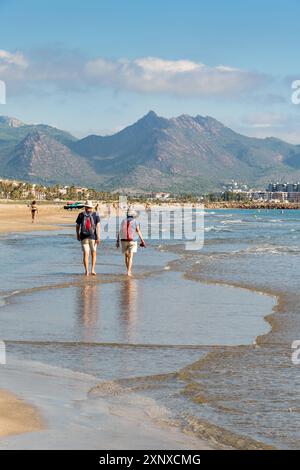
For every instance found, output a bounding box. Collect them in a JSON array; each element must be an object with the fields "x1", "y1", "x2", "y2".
[
  {"x1": 124, "y1": 254, "x2": 129, "y2": 272},
  {"x1": 91, "y1": 251, "x2": 97, "y2": 275},
  {"x1": 127, "y1": 252, "x2": 134, "y2": 276},
  {"x1": 83, "y1": 252, "x2": 89, "y2": 276}
]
